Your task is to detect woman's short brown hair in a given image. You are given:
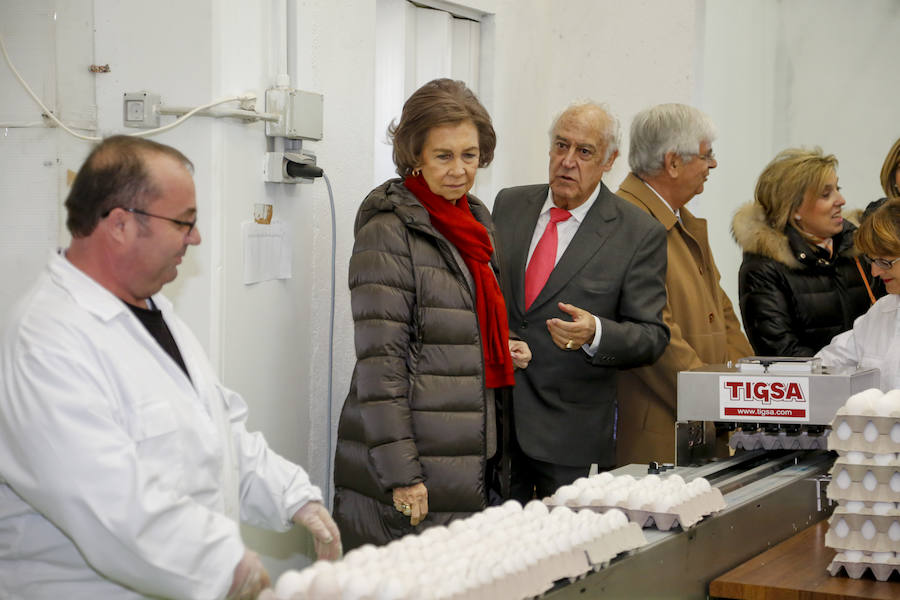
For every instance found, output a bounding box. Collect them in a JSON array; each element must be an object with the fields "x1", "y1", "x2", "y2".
[
  {"x1": 879, "y1": 137, "x2": 900, "y2": 198},
  {"x1": 754, "y1": 147, "x2": 838, "y2": 232},
  {"x1": 389, "y1": 78, "x2": 495, "y2": 177},
  {"x1": 856, "y1": 197, "x2": 900, "y2": 258}
]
